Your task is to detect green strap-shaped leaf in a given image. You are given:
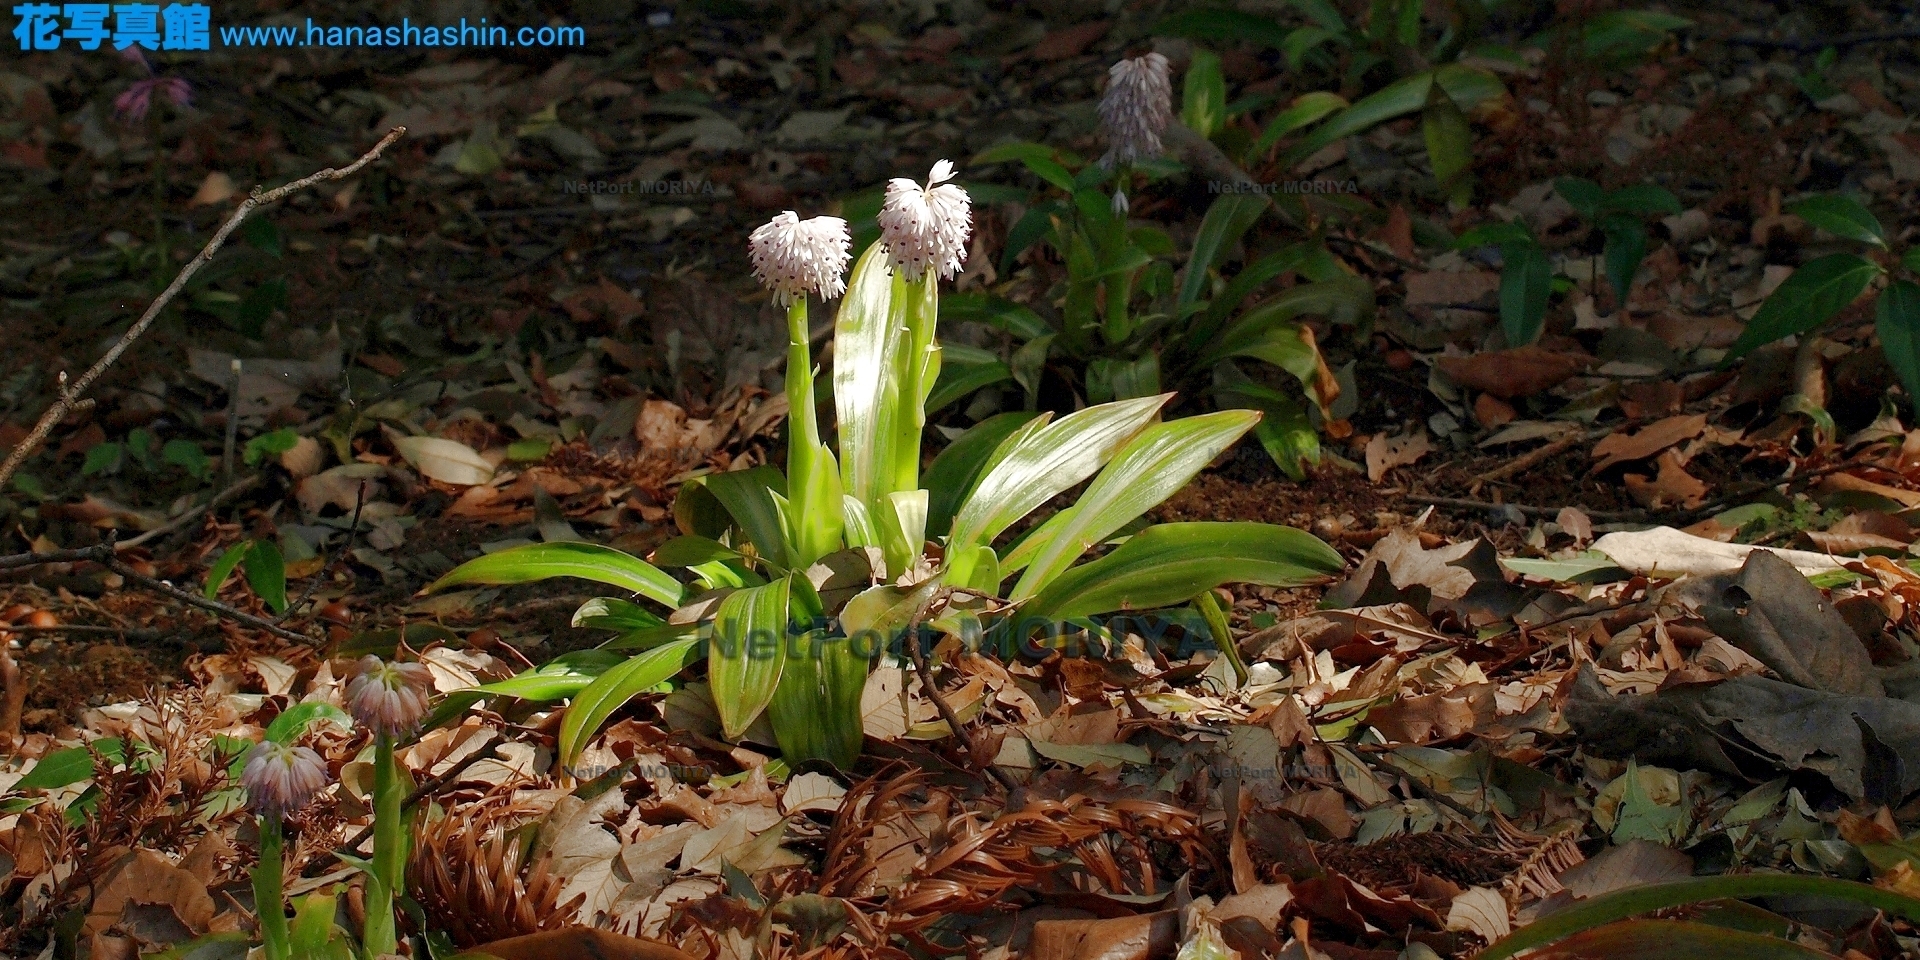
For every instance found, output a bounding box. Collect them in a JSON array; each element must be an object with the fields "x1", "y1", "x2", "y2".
[
  {"x1": 1021, "y1": 522, "x2": 1344, "y2": 623},
  {"x1": 924, "y1": 412, "x2": 1043, "y2": 540},
  {"x1": 1011, "y1": 411, "x2": 1261, "y2": 600},
  {"x1": 926, "y1": 343, "x2": 1014, "y2": 415},
  {"x1": 1204, "y1": 276, "x2": 1374, "y2": 365},
  {"x1": 204, "y1": 541, "x2": 251, "y2": 601},
  {"x1": 264, "y1": 702, "x2": 352, "y2": 744},
  {"x1": 1500, "y1": 242, "x2": 1553, "y2": 347},
  {"x1": 422, "y1": 650, "x2": 624, "y2": 731},
  {"x1": 424, "y1": 541, "x2": 686, "y2": 608},
  {"x1": 1422, "y1": 87, "x2": 1473, "y2": 208},
  {"x1": 1724, "y1": 253, "x2": 1881, "y2": 361},
  {"x1": 706, "y1": 577, "x2": 794, "y2": 740},
  {"x1": 1179, "y1": 193, "x2": 1270, "y2": 314},
  {"x1": 1601, "y1": 183, "x2": 1681, "y2": 217},
  {"x1": 15, "y1": 739, "x2": 122, "y2": 791},
  {"x1": 1500, "y1": 919, "x2": 1839, "y2": 959},
  {"x1": 1181, "y1": 50, "x2": 1227, "y2": 140},
  {"x1": 1282, "y1": 71, "x2": 1433, "y2": 167},
  {"x1": 947, "y1": 396, "x2": 1167, "y2": 562},
  {"x1": 1475, "y1": 875, "x2": 1920, "y2": 960},
  {"x1": 556, "y1": 638, "x2": 704, "y2": 767},
  {"x1": 703, "y1": 466, "x2": 792, "y2": 572},
  {"x1": 768, "y1": 627, "x2": 870, "y2": 768},
  {"x1": 1789, "y1": 194, "x2": 1885, "y2": 247},
  {"x1": 940, "y1": 292, "x2": 1054, "y2": 340},
  {"x1": 1154, "y1": 9, "x2": 1296, "y2": 50},
  {"x1": 1878, "y1": 280, "x2": 1920, "y2": 418},
  {"x1": 242, "y1": 539, "x2": 287, "y2": 615},
  {"x1": 833, "y1": 244, "x2": 908, "y2": 510},
  {"x1": 1250, "y1": 92, "x2": 1348, "y2": 157},
  {"x1": 1602, "y1": 218, "x2": 1648, "y2": 309}
]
